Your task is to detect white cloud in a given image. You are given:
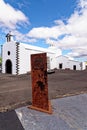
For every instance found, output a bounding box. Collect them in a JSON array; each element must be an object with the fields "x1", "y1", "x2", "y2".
[
  {"x1": 0, "y1": 0, "x2": 29, "y2": 29},
  {"x1": 27, "y1": 0, "x2": 87, "y2": 60},
  {"x1": 28, "y1": 26, "x2": 65, "y2": 39},
  {"x1": 13, "y1": 30, "x2": 37, "y2": 43},
  {"x1": 67, "y1": 48, "x2": 87, "y2": 58},
  {"x1": 66, "y1": 10, "x2": 87, "y2": 37},
  {"x1": 1, "y1": 0, "x2": 87, "y2": 60},
  {"x1": 78, "y1": 0, "x2": 87, "y2": 8}
]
